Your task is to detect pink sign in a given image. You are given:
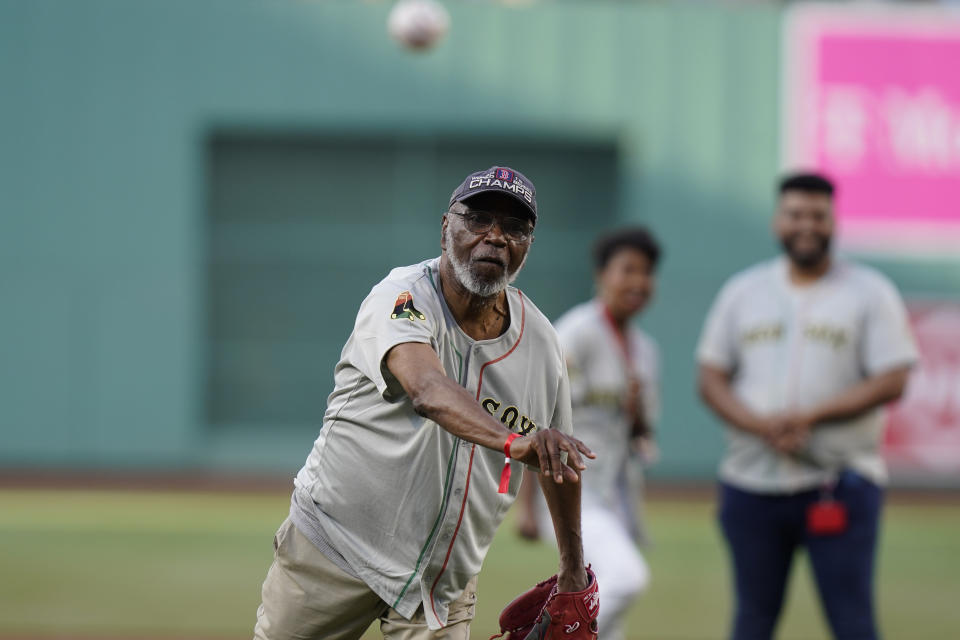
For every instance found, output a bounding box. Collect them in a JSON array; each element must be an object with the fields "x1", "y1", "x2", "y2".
[
  {"x1": 784, "y1": 8, "x2": 960, "y2": 254},
  {"x1": 884, "y1": 302, "x2": 960, "y2": 478}
]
